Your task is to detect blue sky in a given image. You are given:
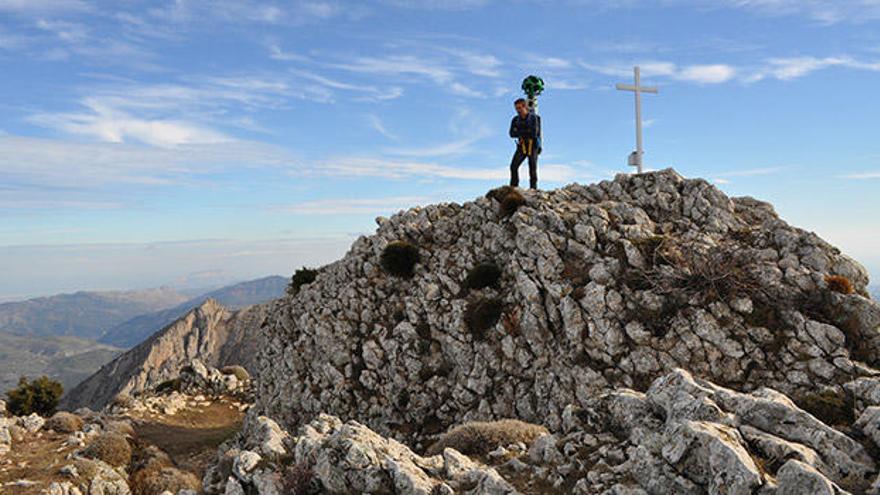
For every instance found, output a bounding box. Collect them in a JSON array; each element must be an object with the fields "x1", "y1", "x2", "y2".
[{"x1": 1, "y1": 0, "x2": 879, "y2": 299}]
